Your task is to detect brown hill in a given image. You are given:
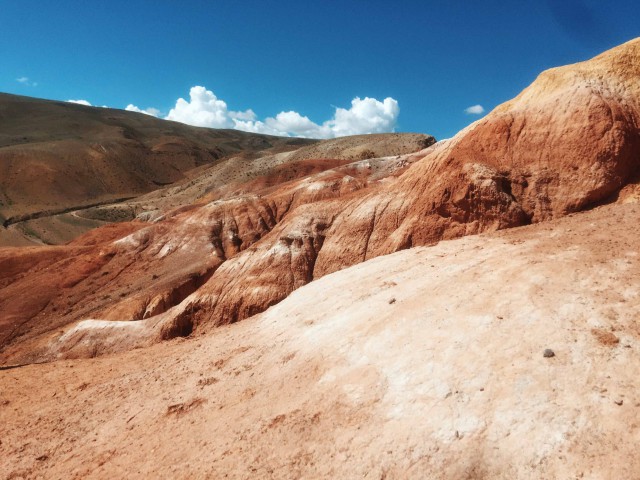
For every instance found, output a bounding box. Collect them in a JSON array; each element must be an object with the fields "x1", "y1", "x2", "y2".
[
  {"x1": 79, "y1": 132, "x2": 434, "y2": 222},
  {"x1": 1, "y1": 38, "x2": 639, "y2": 364},
  {"x1": 0, "y1": 93, "x2": 315, "y2": 245}
]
